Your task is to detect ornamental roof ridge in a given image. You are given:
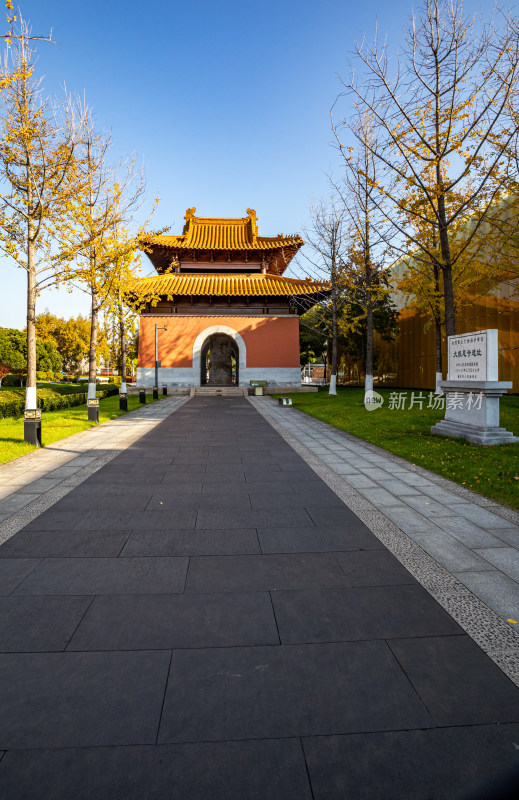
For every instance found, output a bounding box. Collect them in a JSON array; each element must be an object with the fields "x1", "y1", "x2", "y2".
[{"x1": 139, "y1": 208, "x2": 304, "y2": 253}]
